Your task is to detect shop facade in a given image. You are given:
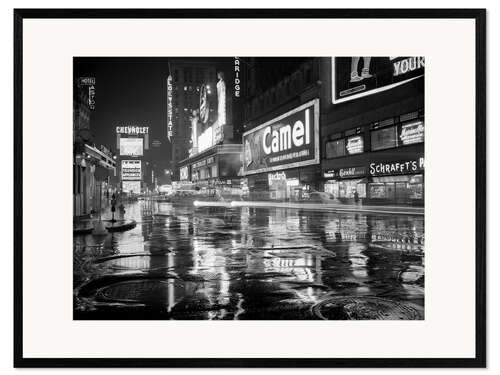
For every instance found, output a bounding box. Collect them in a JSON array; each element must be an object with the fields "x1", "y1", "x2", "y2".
[
  {"x1": 323, "y1": 152, "x2": 424, "y2": 206},
  {"x1": 178, "y1": 143, "x2": 243, "y2": 195},
  {"x1": 242, "y1": 99, "x2": 321, "y2": 201}
]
